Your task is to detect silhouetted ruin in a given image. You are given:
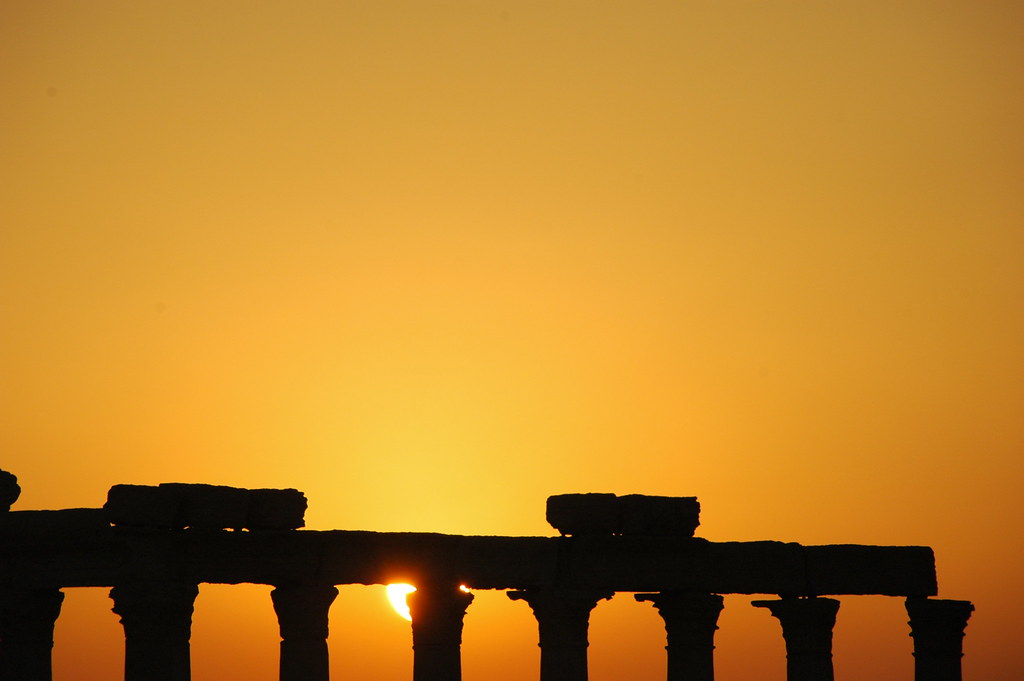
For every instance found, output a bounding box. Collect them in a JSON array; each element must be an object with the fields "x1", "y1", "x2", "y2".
[{"x1": 0, "y1": 471, "x2": 973, "y2": 681}]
